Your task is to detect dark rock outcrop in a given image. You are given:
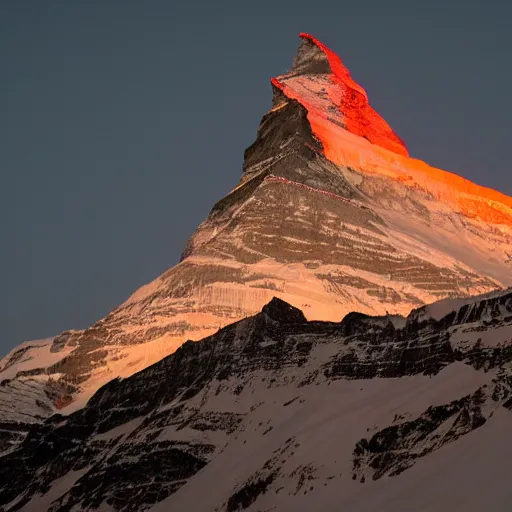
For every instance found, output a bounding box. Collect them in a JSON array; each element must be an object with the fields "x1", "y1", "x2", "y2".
[{"x1": 0, "y1": 290, "x2": 511, "y2": 511}]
